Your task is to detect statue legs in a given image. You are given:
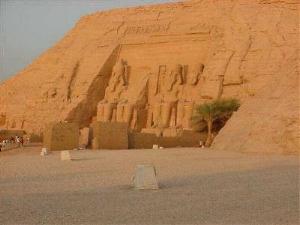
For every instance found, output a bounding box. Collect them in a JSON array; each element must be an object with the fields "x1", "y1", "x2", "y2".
[
  {"x1": 116, "y1": 103, "x2": 135, "y2": 128},
  {"x1": 152, "y1": 103, "x2": 161, "y2": 128},
  {"x1": 97, "y1": 104, "x2": 104, "y2": 121},
  {"x1": 176, "y1": 101, "x2": 195, "y2": 129},
  {"x1": 176, "y1": 101, "x2": 184, "y2": 128},
  {"x1": 161, "y1": 102, "x2": 176, "y2": 128},
  {"x1": 103, "y1": 103, "x2": 115, "y2": 122},
  {"x1": 124, "y1": 104, "x2": 134, "y2": 125},
  {"x1": 183, "y1": 102, "x2": 194, "y2": 129},
  {"x1": 116, "y1": 104, "x2": 124, "y2": 122}
]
